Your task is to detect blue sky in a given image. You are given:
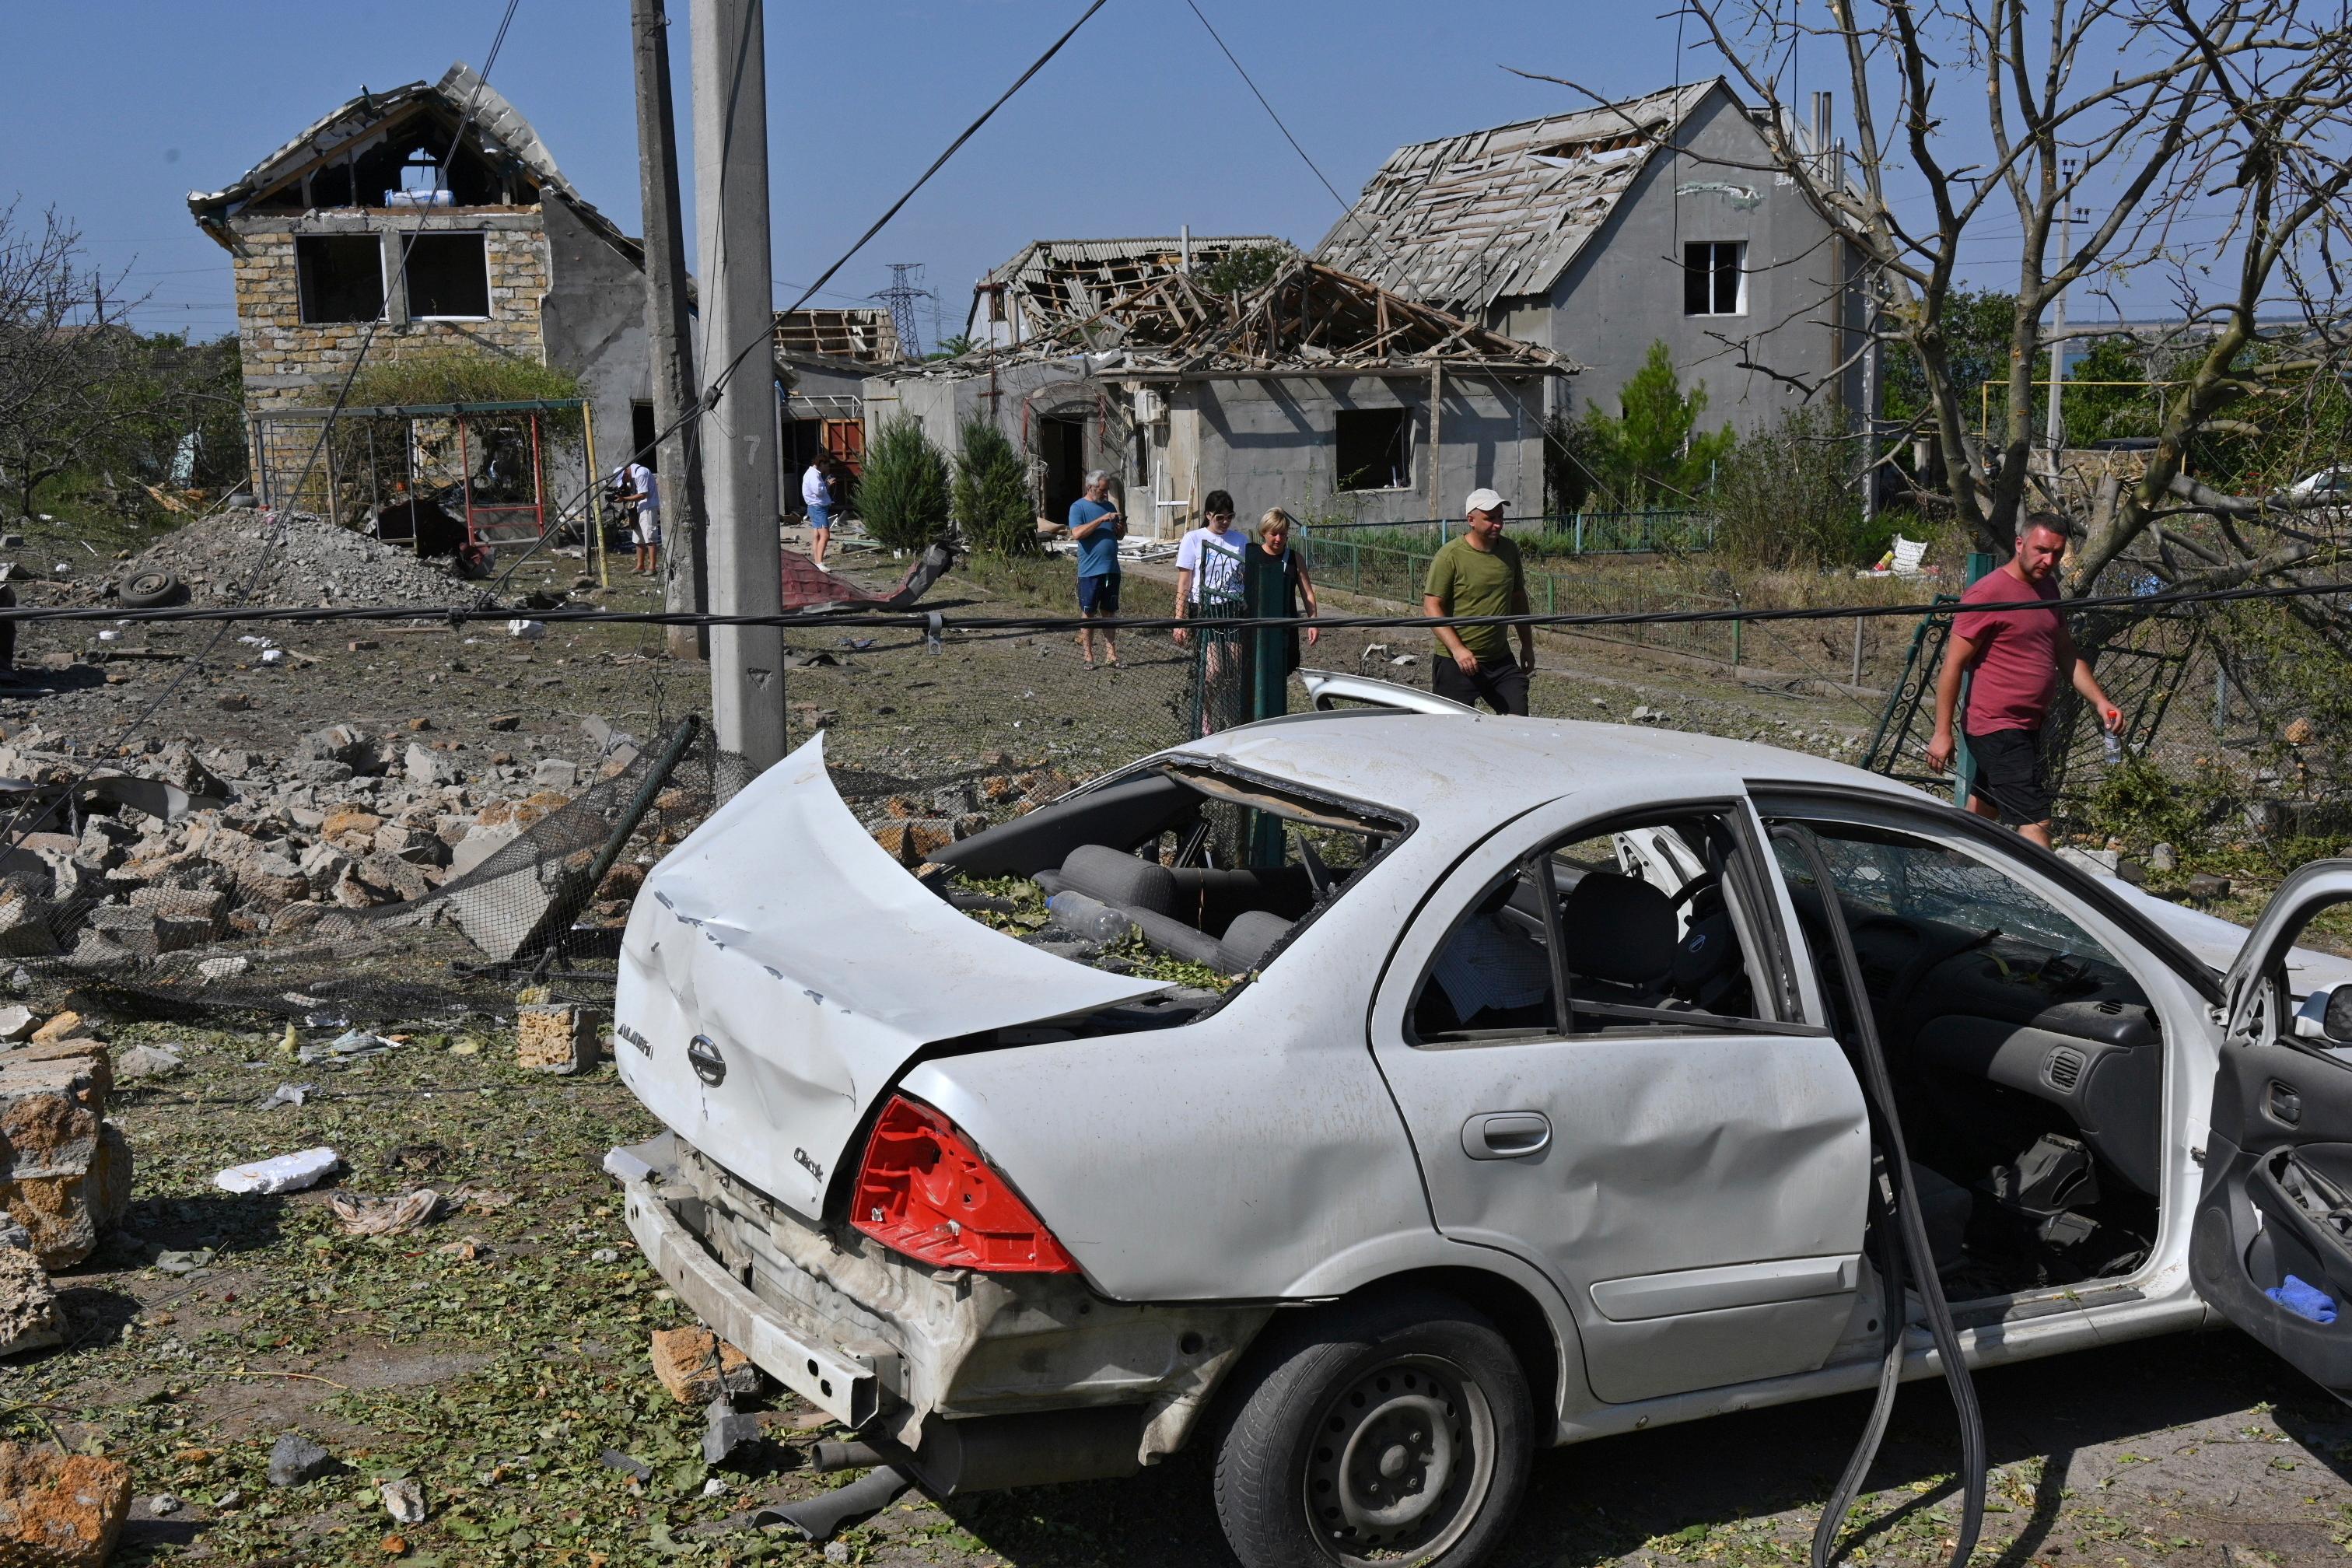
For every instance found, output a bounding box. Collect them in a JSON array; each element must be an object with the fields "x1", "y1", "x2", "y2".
[{"x1": 8, "y1": 1, "x2": 2200, "y2": 352}]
